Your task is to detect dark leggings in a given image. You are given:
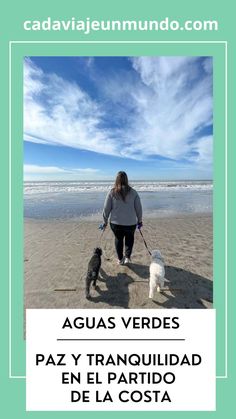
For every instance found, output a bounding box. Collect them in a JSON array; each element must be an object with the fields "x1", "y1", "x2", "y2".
[{"x1": 110, "y1": 223, "x2": 136, "y2": 260}]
